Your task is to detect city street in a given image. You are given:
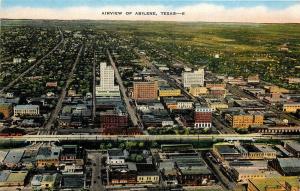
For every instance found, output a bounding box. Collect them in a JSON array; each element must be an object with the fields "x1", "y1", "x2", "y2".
[
  {"x1": 42, "y1": 44, "x2": 84, "y2": 134},
  {"x1": 203, "y1": 152, "x2": 236, "y2": 190},
  {"x1": 107, "y1": 50, "x2": 141, "y2": 128},
  {"x1": 88, "y1": 152, "x2": 105, "y2": 191}
]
